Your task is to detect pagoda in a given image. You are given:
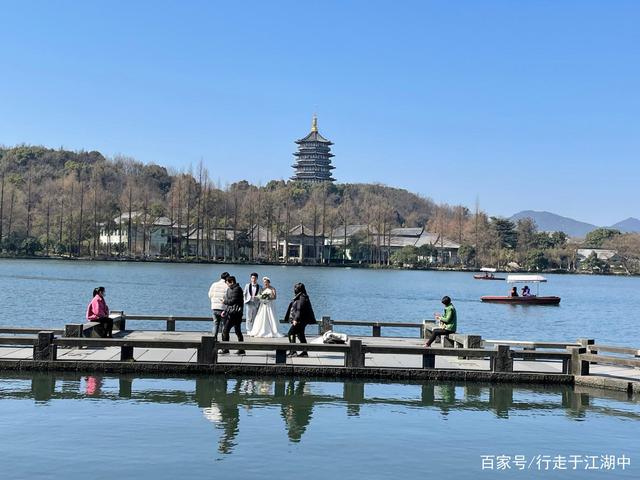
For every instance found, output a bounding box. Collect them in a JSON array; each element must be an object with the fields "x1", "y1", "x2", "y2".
[{"x1": 291, "y1": 115, "x2": 335, "y2": 183}]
